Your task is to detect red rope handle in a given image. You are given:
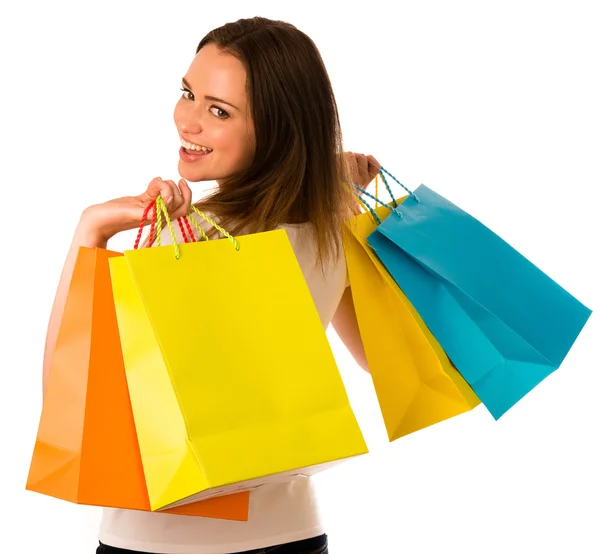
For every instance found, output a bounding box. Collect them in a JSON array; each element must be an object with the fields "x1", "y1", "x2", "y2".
[
  {"x1": 176, "y1": 217, "x2": 190, "y2": 243},
  {"x1": 182, "y1": 215, "x2": 196, "y2": 242},
  {"x1": 134, "y1": 201, "x2": 155, "y2": 250},
  {"x1": 147, "y1": 201, "x2": 157, "y2": 247}
]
